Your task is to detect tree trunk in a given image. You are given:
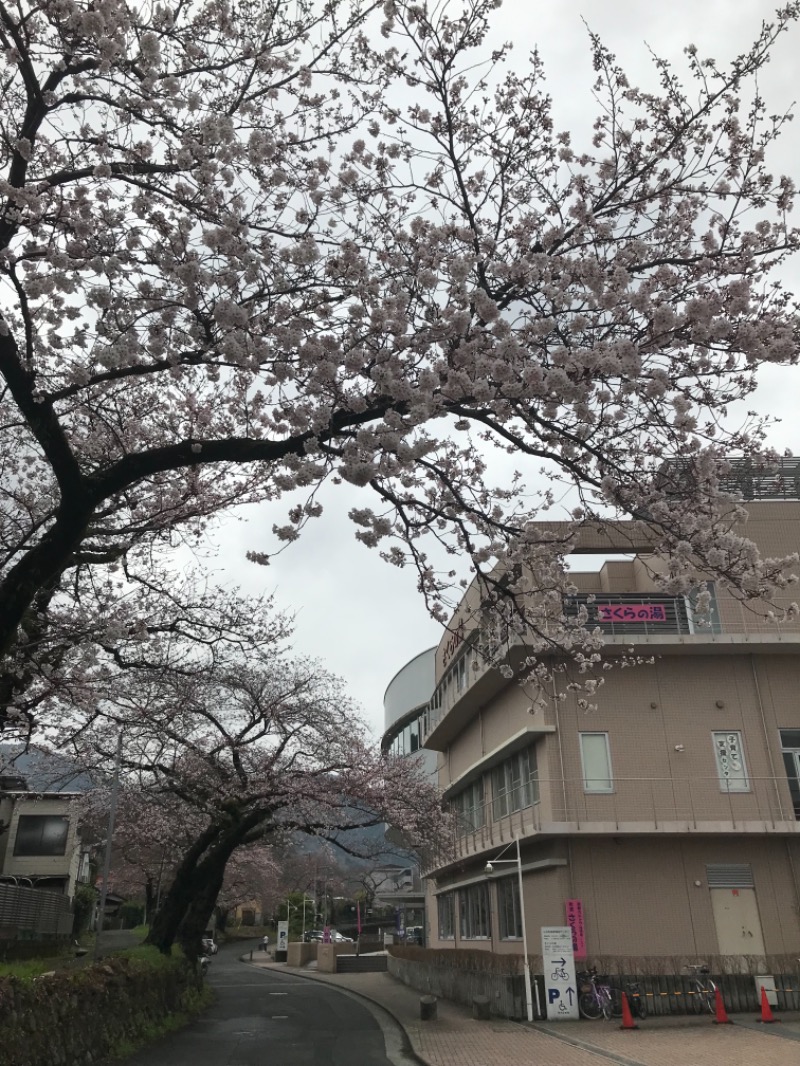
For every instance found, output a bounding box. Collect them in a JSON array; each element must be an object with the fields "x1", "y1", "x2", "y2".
[
  {"x1": 178, "y1": 845, "x2": 233, "y2": 959},
  {"x1": 146, "y1": 815, "x2": 264, "y2": 954},
  {"x1": 146, "y1": 823, "x2": 224, "y2": 954}
]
